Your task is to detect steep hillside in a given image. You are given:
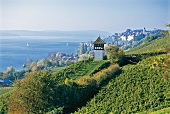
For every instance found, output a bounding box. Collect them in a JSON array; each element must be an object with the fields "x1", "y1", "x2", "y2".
[
  {"x1": 75, "y1": 54, "x2": 170, "y2": 114},
  {"x1": 4, "y1": 60, "x2": 121, "y2": 114},
  {"x1": 52, "y1": 59, "x2": 110, "y2": 83},
  {"x1": 126, "y1": 36, "x2": 170, "y2": 55},
  {"x1": 0, "y1": 59, "x2": 109, "y2": 113}
]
